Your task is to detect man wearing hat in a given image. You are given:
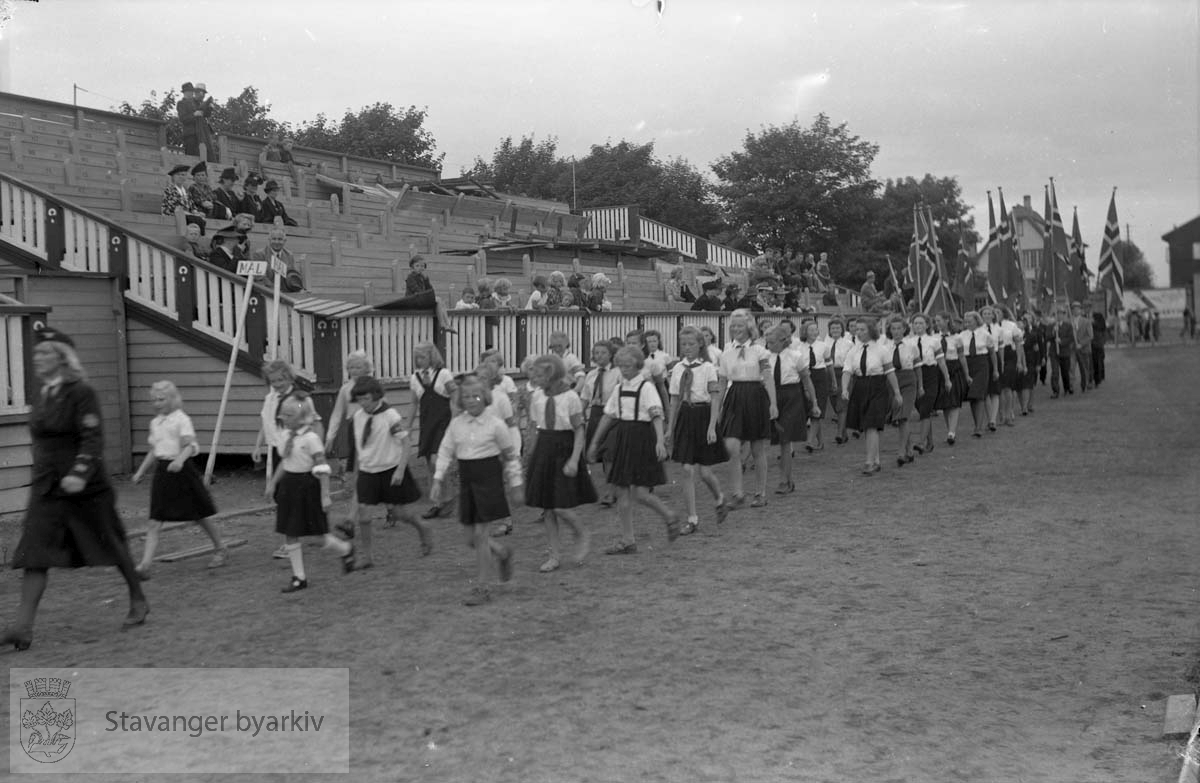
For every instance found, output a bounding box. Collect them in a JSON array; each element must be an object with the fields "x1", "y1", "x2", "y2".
[
  {"x1": 161, "y1": 164, "x2": 206, "y2": 234},
  {"x1": 750, "y1": 282, "x2": 783, "y2": 313},
  {"x1": 186, "y1": 162, "x2": 225, "y2": 219},
  {"x1": 252, "y1": 227, "x2": 304, "y2": 293},
  {"x1": 691, "y1": 278, "x2": 725, "y2": 311},
  {"x1": 176, "y1": 82, "x2": 199, "y2": 156},
  {"x1": 212, "y1": 168, "x2": 242, "y2": 219},
  {"x1": 208, "y1": 226, "x2": 243, "y2": 274},
  {"x1": 256, "y1": 180, "x2": 297, "y2": 226},
  {"x1": 192, "y1": 82, "x2": 217, "y2": 162}
]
